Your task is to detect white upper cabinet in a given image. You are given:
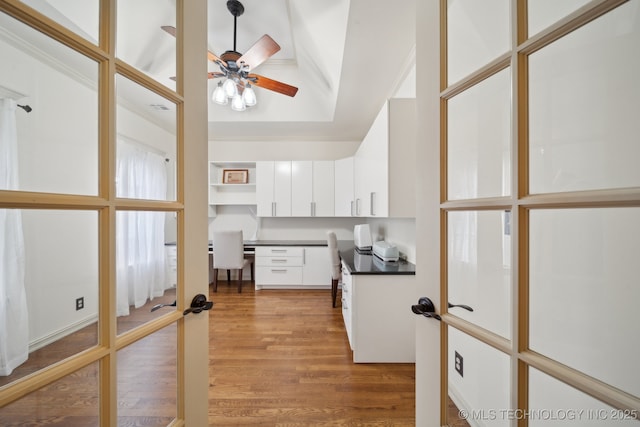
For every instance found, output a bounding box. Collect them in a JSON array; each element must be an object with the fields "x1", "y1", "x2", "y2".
[
  {"x1": 334, "y1": 157, "x2": 355, "y2": 217},
  {"x1": 256, "y1": 161, "x2": 292, "y2": 217},
  {"x1": 260, "y1": 161, "x2": 335, "y2": 217},
  {"x1": 291, "y1": 161, "x2": 313, "y2": 216},
  {"x1": 350, "y1": 98, "x2": 416, "y2": 218},
  {"x1": 311, "y1": 161, "x2": 335, "y2": 217}
]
